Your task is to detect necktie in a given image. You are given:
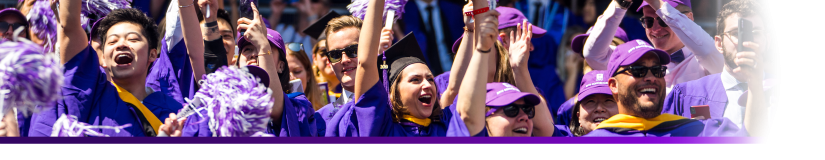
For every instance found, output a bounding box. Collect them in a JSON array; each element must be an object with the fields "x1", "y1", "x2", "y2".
[
  {"x1": 533, "y1": 2, "x2": 543, "y2": 24},
  {"x1": 423, "y1": 5, "x2": 444, "y2": 74},
  {"x1": 670, "y1": 49, "x2": 685, "y2": 63},
  {"x1": 737, "y1": 83, "x2": 748, "y2": 91}
]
